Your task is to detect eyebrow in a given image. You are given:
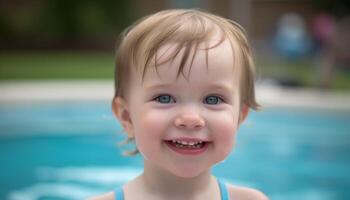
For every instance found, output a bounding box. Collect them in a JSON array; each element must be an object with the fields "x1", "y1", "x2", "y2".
[
  {"x1": 143, "y1": 83, "x2": 175, "y2": 91},
  {"x1": 144, "y1": 82, "x2": 234, "y2": 93},
  {"x1": 205, "y1": 84, "x2": 235, "y2": 96}
]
